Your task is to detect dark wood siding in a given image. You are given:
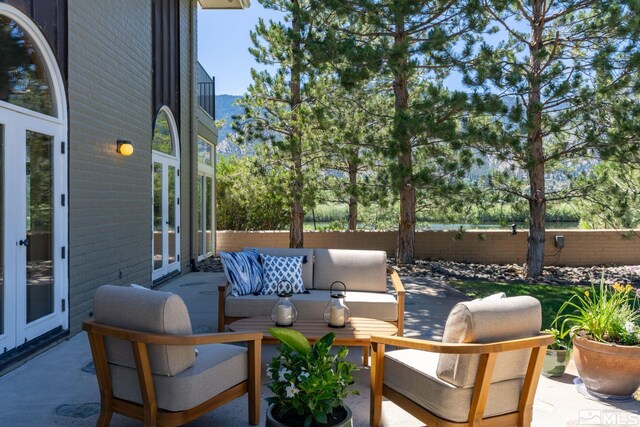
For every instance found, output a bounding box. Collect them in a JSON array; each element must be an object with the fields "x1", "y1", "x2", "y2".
[
  {"x1": 152, "y1": 0, "x2": 180, "y2": 128},
  {"x1": 1, "y1": 0, "x2": 67, "y2": 82}
]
